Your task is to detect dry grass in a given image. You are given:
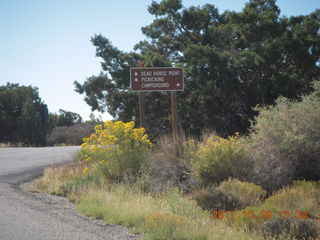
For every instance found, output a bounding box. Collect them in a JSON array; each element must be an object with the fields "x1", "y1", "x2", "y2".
[
  {"x1": 0, "y1": 142, "x2": 24, "y2": 147},
  {"x1": 147, "y1": 134, "x2": 195, "y2": 193},
  {"x1": 35, "y1": 162, "x2": 84, "y2": 195},
  {"x1": 77, "y1": 186, "x2": 263, "y2": 240},
  {"x1": 34, "y1": 154, "x2": 320, "y2": 239},
  {"x1": 36, "y1": 163, "x2": 263, "y2": 239}
]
